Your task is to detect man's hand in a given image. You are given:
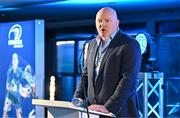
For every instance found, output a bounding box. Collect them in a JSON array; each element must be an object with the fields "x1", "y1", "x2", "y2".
[{"x1": 88, "y1": 104, "x2": 109, "y2": 113}]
